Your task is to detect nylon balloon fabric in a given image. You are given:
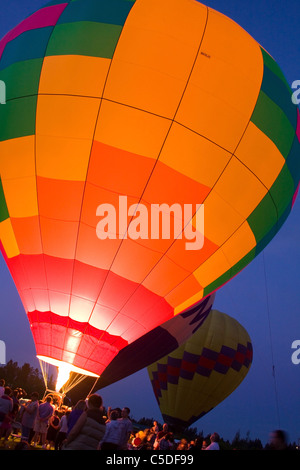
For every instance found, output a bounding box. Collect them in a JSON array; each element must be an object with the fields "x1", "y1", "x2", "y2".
[
  {"x1": 96, "y1": 292, "x2": 215, "y2": 389},
  {"x1": 0, "y1": 0, "x2": 299, "y2": 378},
  {"x1": 147, "y1": 310, "x2": 253, "y2": 431}
]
